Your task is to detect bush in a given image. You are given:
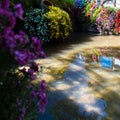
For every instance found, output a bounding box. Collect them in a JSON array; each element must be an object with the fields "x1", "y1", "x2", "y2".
[
  {"x1": 45, "y1": 6, "x2": 72, "y2": 40},
  {"x1": 85, "y1": 1, "x2": 95, "y2": 17},
  {"x1": 96, "y1": 7, "x2": 116, "y2": 34},
  {"x1": 74, "y1": 0, "x2": 118, "y2": 33},
  {"x1": 114, "y1": 9, "x2": 120, "y2": 34},
  {"x1": 24, "y1": 8, "x2": 49, "y2": 44},
  {"x1": 0, "y1": 0, "x2": 47, "y2": 119}
]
